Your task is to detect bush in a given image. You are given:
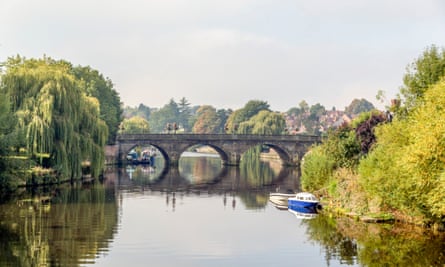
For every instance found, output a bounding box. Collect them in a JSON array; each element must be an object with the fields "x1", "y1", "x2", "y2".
[{"x1": 301, "y1": 146, "x2": 334, "y2": 192}]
